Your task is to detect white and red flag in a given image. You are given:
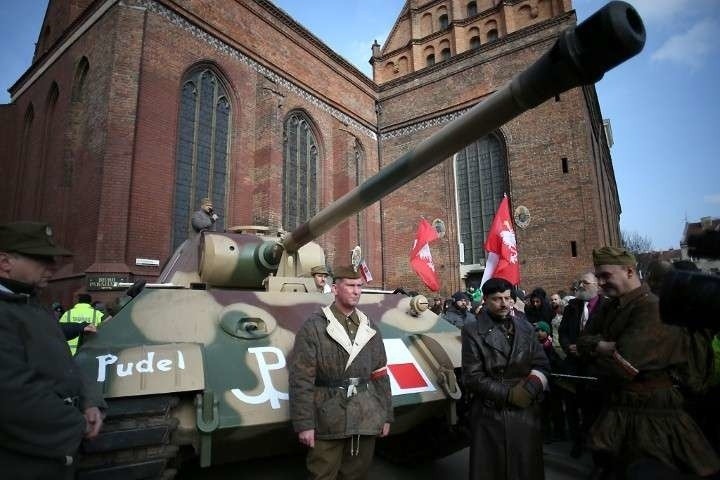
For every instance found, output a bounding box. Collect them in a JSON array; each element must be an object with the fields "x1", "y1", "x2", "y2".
[
  {"x1": 358, "y1": 260, "x2": 373, "y2": 283},
  {"x1": 383, "y1": 339, "x2": 436, "y2": 395},
  {"x1": 480, "y1": 196, "x2": 520, "y2": 286},
  {"x1": 409, "y1": 218, "x2": 440, "y2": 292}
]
